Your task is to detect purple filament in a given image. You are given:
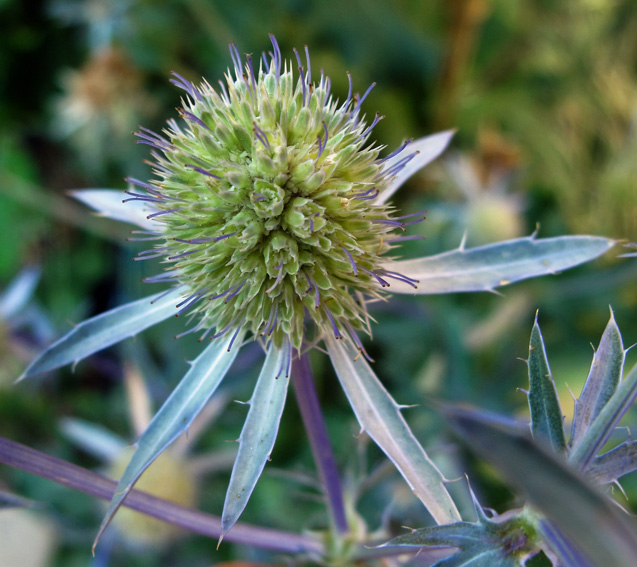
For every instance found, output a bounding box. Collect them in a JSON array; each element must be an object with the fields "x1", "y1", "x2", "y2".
[
  {"x1": 168, "y1": 248, "x2": 202, "y2": 260},
  {"x1": 253, "y1": 192, "x2": 267, "y2": 203},
  {"x1": 211, "y1": 320, "x2": 234, "y2": 340},
  {"x1": 361, "y1": 267, "x2": 389, "y2": 288},
  {"x1": 359, "y1": 113, "x2": 384, "y2": 140},
  {"x1": 179, "y1": 110, "x2": 213, "y2": 132},
  {"x1": 354, "y1": 82, "x2": 376, "y2": 114},
  {"x1": 229, "y1": 43, "x2": 243, "y2": 82},
  {"x1": 317, "y1": 122, "x2": 328, "y2": 157},
  {"x1": 371, "y1": 218, "x2": 405, "y2": 231},
  {"x1": 224, "y1": 281, "x2": 244, "y2": 303},
  {"x1": 169, "y1": 71, "x2": 203, "y2": 101},
  {"x1": 265, "y1": 303, "x2": 278, "y2": 336},
  {"x1": 351, "y1": 187, "x2": 378, "y2": 201},
  {"x1": 135, "y1": 128, "x2": 172, "y2": 152},
  {"x1": 253, "y1": 123, "x2": 270, "y2": 150},
  {"x1": 184, "y1": 164, "x2": 221, "y2": 179},
  {"x1": 143, "y1": 272, "x2": 179, "y2": 284},
  {"x1": 386, "y1": 235, "x2": 426, "y2": 243},
  {"x1": 149, "y1": 284, "x2": 184, "y2": 304},
  {"x1": 123, "y1": 191, "x2": 164, "y2": 204},
  {"x1": 209, "y1": 280, "x2": 242, "y2": 301},
  {"x1": 175, "y1": 292, "x2": 203, "y2": 315},
  {"x1": 304, "y1": 45, "x2": 311, "y2": 83},
  {"x1": 344, "y1": 322, "x2": 374, "y2": 363},
  {"x1": 323, "y1": 306, "x2": 343, "y2": 339},
  {"x1": 378, "y1": 138, "x2": 413, "y2": 164},
  {"x1": 261, "y1": 52, "x2": 270, "y2": 73},
  {"x1": 266, "y1": 261, "x2": 285, "y2": 294},
  {"x1": 383, "y1": 151, "x2": 419, "y2": 178},
  {"x1": 344, "y1": 72, "x2": 353, "y2": 108},
  {"x1": 147, "y1": 208, "x2": 183, "y2": 219},
  {"x1": 227, "y1": 319, "x2": 244, "y2": 352},
  {"x1": 246, "y1": 55, "x2": 257, "y2": 98},
  {"x1": 340, "y1": 245, "x2": 358, "y2": 276},
  {"x1": 378, "y1": 270, "x2": 419, "y2": 288},
  {"x1": 218, "y1": 79, "x2": 230, "y2": 103},
  {"x1": 269, "y1": 34, "x2": 281, "y2": 80}
]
